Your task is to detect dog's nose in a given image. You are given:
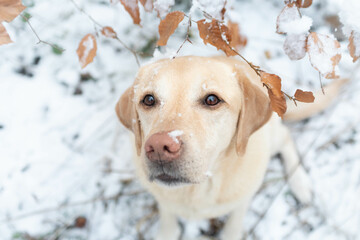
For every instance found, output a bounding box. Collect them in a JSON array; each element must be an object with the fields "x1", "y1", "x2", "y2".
[{"x1": 145, "y1": 132, "x2": 182, "y2": 162}]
